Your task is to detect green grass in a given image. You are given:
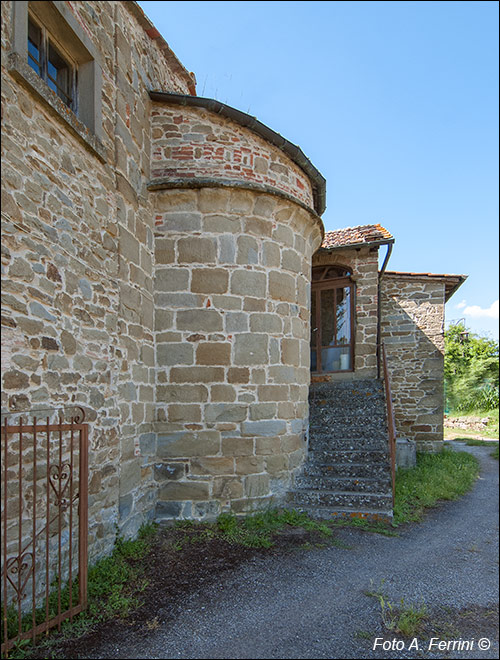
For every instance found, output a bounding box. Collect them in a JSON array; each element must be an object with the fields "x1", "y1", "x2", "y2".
[
  {"x1": 393, "y1": 449, "x2": 480, "y2": 525},
  {"x1": 491, "y1": 444, "x2": 499, "y2": 460},
  {"x1": 452, "y1": 438, "x2": 499, "y2": 447},
  {"x1": 3, "y1": 523, "x2": 157, "y2": 657},
  {"x1": 173, "y1": 508, "x2": 334, "y2": 550}
]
